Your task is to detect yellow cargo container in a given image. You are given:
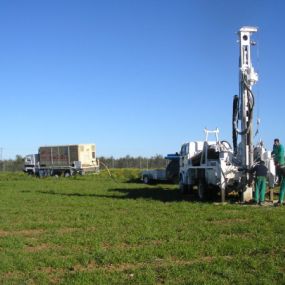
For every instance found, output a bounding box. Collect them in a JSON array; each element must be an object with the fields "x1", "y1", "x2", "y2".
[{"x1": 39, "y1": 144, "x2": 99, "y2": 170}]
